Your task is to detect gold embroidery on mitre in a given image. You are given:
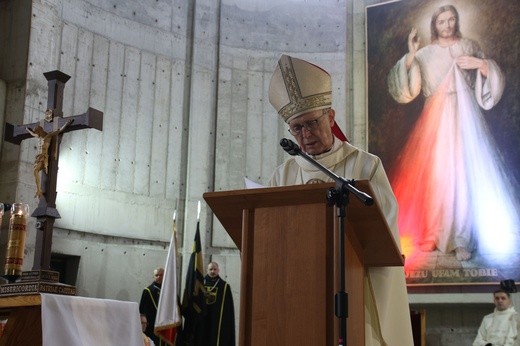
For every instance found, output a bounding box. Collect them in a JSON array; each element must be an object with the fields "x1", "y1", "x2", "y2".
[{"x1": 278, "y1": 58, "x2": 331, "y2": 122}]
